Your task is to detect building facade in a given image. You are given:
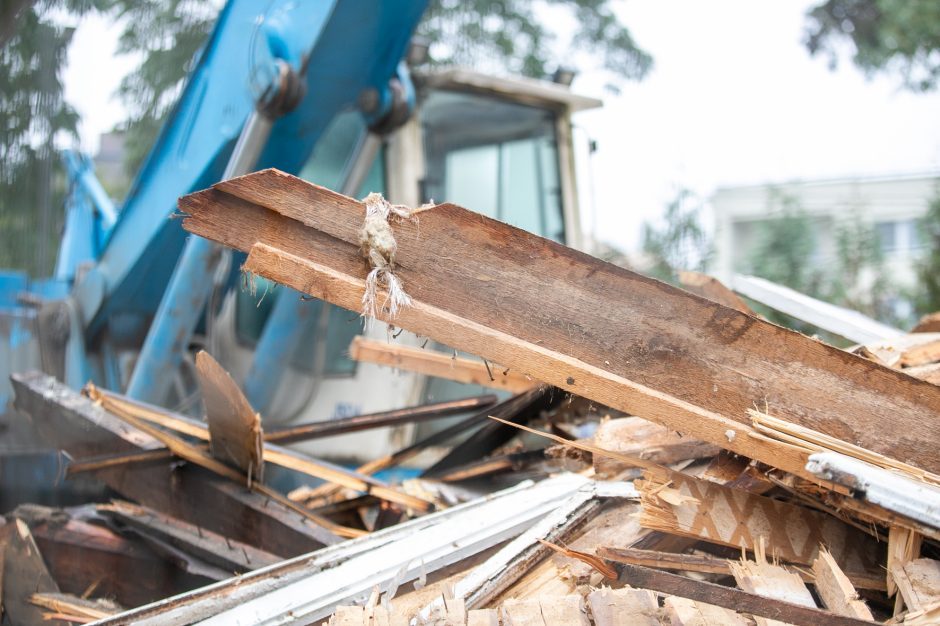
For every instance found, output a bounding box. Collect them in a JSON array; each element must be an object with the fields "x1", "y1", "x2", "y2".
[{"x1": 712, "y1": 173, "x2": 939, "y2": 289}]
